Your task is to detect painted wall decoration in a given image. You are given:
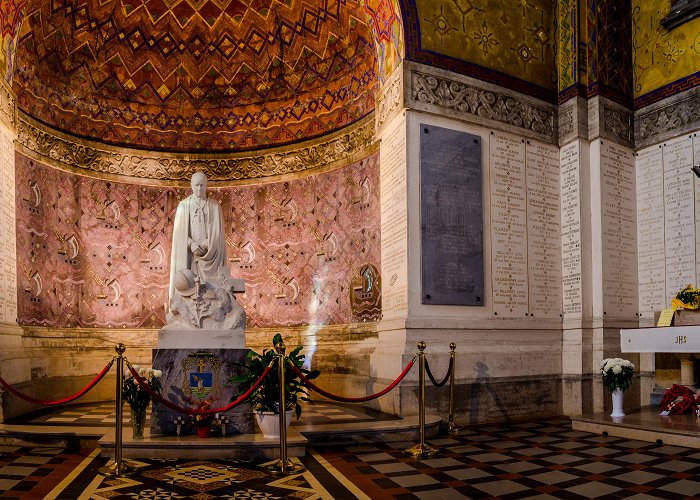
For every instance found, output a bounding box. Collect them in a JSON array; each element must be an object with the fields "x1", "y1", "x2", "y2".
[
  {"x1": 633, "y1": 1, "x2": 700, "y2": 104},
  {"x1": 558, "y1": 0, "x2": 633, "y2": 106},
  {"x1": 587, "y1": 0, "x2": 633, "y2": 104},
  {"x1": 407, "y1": 0, "x2": 557, "y2": 97},
  {"x1": 0, "y1": 0, "x2": 25, "y2": 82},
  {"x1": 15, "y1": 152, "x2": 380, "y2": 329},
  {"x1": 557, "y1": 0, "x2": 578, "y2": 93},
  {"x1": 12, "y1": 0, "x2": 379, "y2": 153},
  {"x1": 364, "y1": 0, "x2": 404, "y2": 81}
]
